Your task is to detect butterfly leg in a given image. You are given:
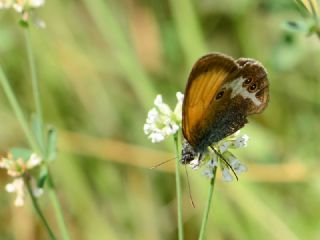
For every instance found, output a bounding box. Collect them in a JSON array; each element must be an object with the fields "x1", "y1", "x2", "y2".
[{"x1": 210, "y1": 146, "x2": 239, "y2": 181}]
